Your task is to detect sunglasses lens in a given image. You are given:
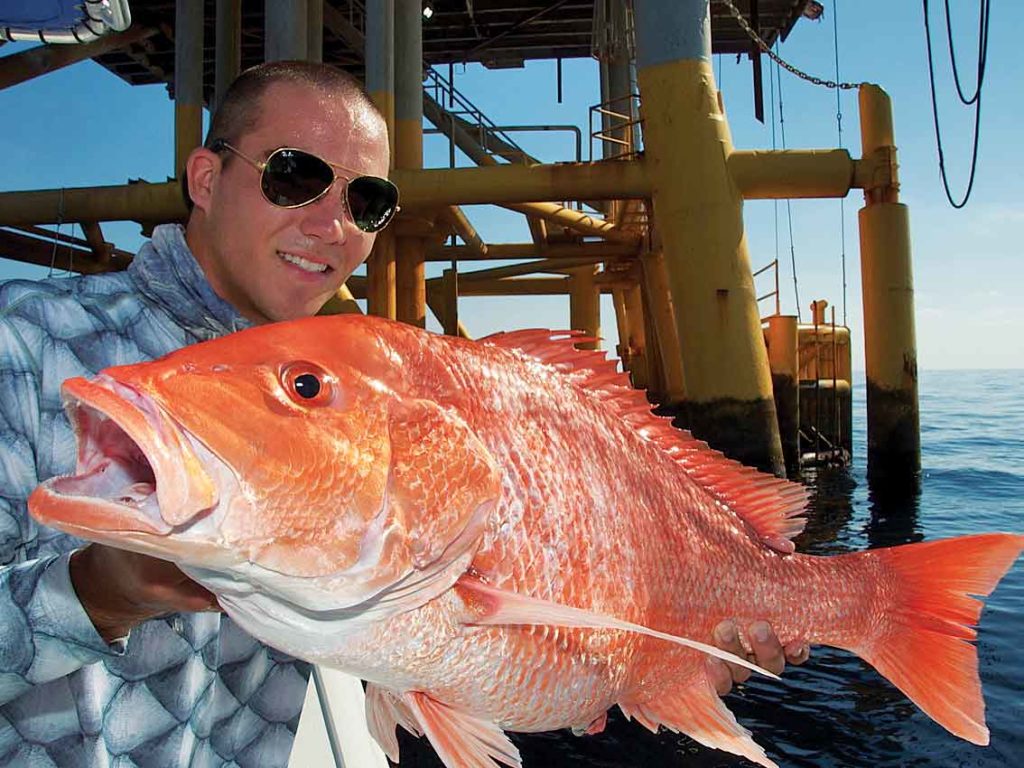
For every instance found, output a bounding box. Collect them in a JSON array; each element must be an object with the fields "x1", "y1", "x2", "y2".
[
  {"x1": 347, "y1": 176, "x2": 399, "y2": 232},
  {"x1": 262, "y1": 149, "x2": 334, "y2": 207}
]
